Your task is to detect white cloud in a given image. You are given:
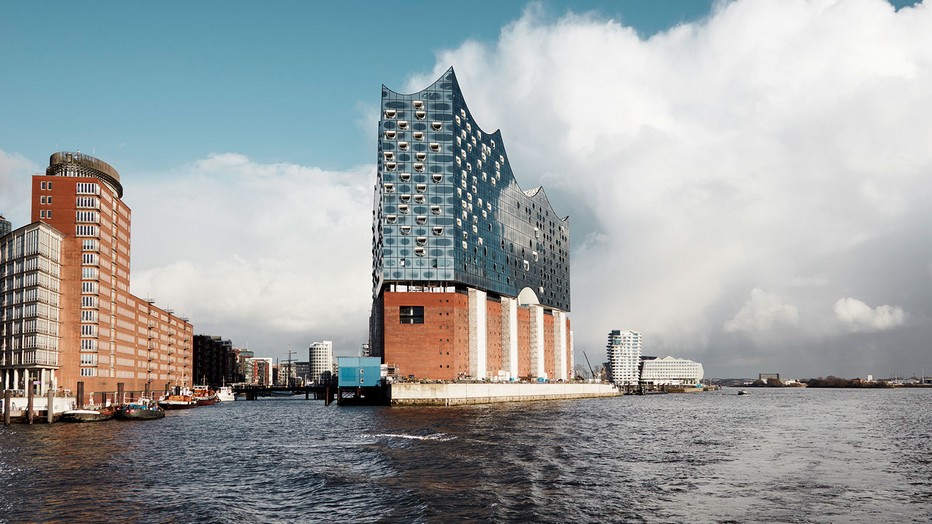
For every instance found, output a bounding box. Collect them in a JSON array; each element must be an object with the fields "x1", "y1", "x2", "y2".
[
  {"x1": 0, "y1": 150, "x2": 38, "y2": 226},
  {"x1": 128, "y1": 153, "x2": 375, "y2": 355},
  {"x1": 407, "y1": 0, "x2": 932, "y2": 375},
  {"x1": 833, "y1": 297, "x2": 906, "y2": 332},
  {"x1": 724, "y1": 288, "x2": 799, "y2": 333}
]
